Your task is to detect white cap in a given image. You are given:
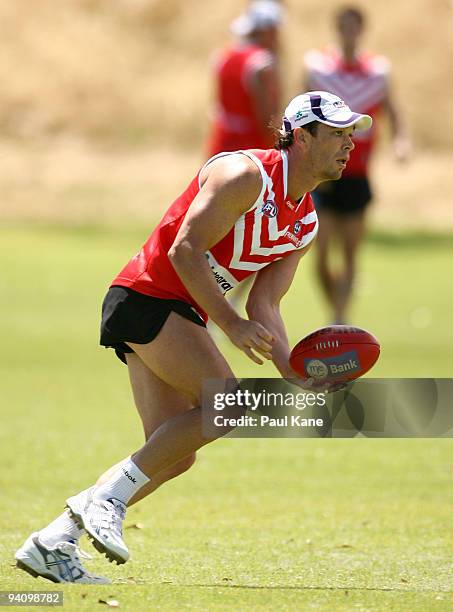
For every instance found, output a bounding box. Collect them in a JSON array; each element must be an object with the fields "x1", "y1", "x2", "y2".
[
  {"x1": 283, "y1": 91, "x2": 372, "y2": 132},
  {"x1": 231, "y1": 1, "x2": 283, "y2": 37}
]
